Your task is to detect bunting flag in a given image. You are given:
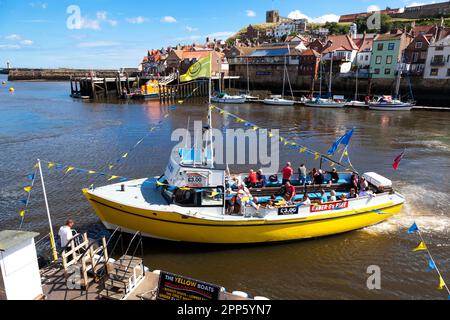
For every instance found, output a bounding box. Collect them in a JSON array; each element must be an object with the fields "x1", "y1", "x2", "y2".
[
  {"x1": 393, "y1": 150, "x2": 405, "y2": 170},
  {"x1": 24, "y1": 186, "x2": 32, "y2": 193},
  {"x1": 406, "y1": 222, "x2": 450, "y2": 298},
  {"x1": 413, "y1": 241, "x2": 427, "y2": 252},
  {"x1": 65, "y1": 166, "x2": 75, "y2": 174},
  {"x1": 19, "y1": 165, "x2": 38, "y2": 229}
]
